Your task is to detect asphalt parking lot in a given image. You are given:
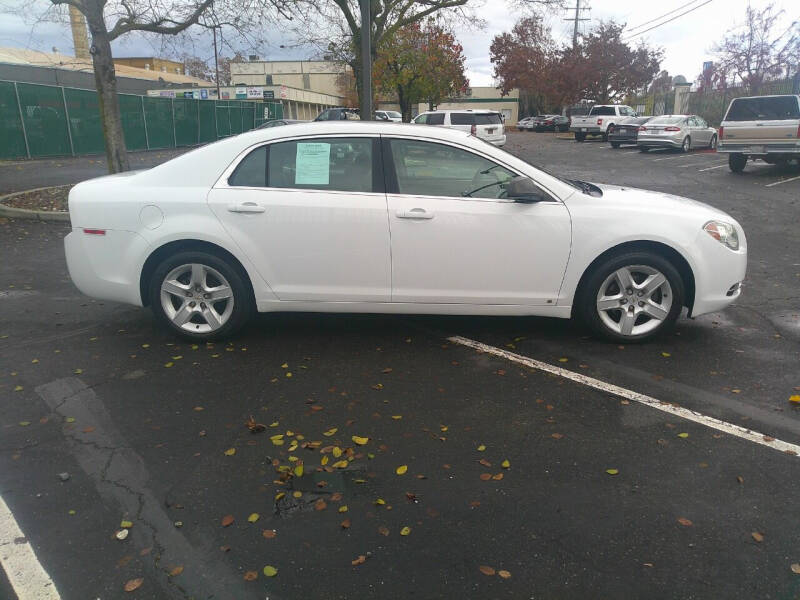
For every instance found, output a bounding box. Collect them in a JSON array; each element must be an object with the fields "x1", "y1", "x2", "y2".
[{"x1": 1, "y1": 131, "x2": 799, "y2": 599}]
